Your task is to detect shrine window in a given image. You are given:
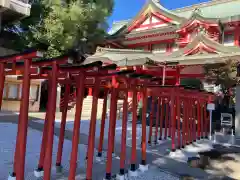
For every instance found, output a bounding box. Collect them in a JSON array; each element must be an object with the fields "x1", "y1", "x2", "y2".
[
  {"x1": 152, "y1": 43, "x2": 166, "y2": 53},
  {"x1": 3, "y1": 83, "x2": 39, "y2": 101},
  {"x1": 224, "y1": 34, "x2": 234, "y2": 46},
  {"x1": 8, "y1": 84, "x2": 19, "y2": 99}
]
